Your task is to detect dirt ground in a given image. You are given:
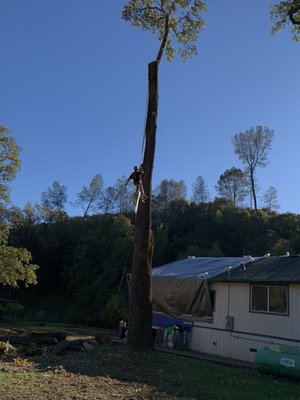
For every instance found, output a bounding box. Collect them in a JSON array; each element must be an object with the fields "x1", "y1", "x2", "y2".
[{"x1": 0, "y1": 328, "x2": 185, "y2": 400}]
